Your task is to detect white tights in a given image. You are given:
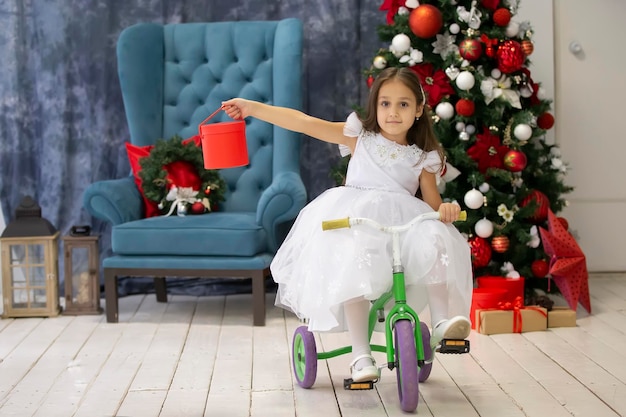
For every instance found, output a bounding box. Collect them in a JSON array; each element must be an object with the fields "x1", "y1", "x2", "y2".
[{"x1": 344, "y1": 283, "x2": 449, "y2": 364}]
